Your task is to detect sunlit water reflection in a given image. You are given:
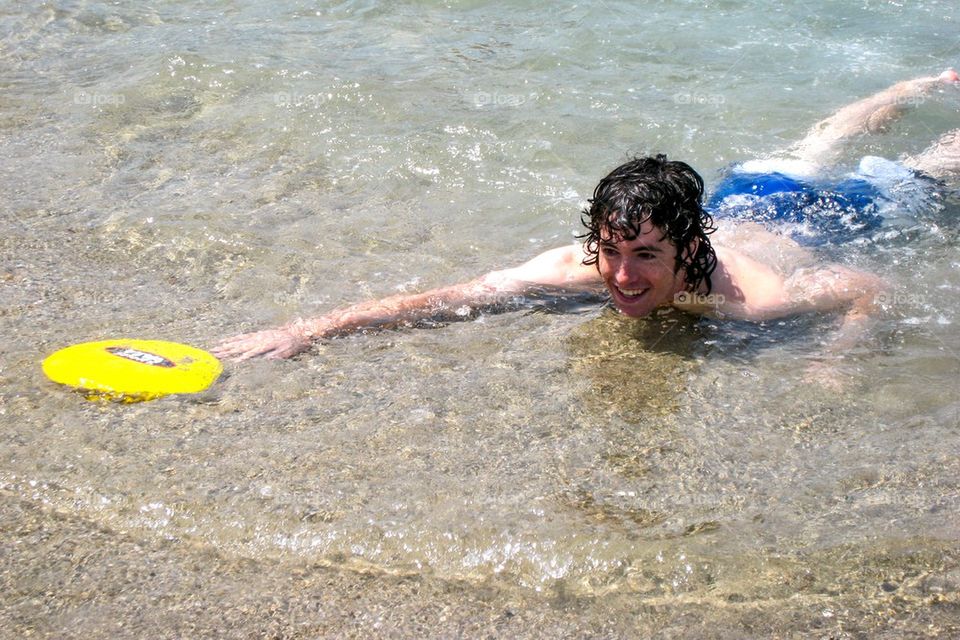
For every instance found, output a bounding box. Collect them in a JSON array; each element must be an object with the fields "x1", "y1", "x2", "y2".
[{"x1": 2, "y1": 0, "x2": 959, "y2": 636}]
